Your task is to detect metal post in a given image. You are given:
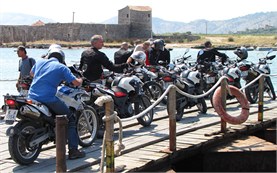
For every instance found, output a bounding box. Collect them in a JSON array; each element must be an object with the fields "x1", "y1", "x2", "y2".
[
  {"x1": 220, "y1": 79, "x2": 227, "y2": 133},
  {"x1": 168, "y1": 86, "x2": 176, "y2": 151},
  {"x1": 258, "y1": 75, "x2": 265, "y2": 121},
  {"x1": 56, "y1": 115, "x2": 67, "y2": 173},
  {"x1": 105, "y1": 100, "x2": 115, "y2": 173}
]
